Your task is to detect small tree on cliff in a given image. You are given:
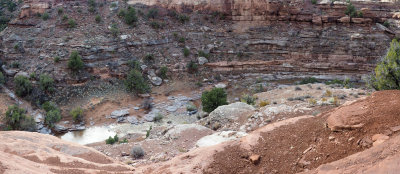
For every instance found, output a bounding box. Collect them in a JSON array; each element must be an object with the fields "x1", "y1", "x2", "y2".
[
  {"x1": 68, "y1": 51, "x2": 84, "y2": 73},
  {"x1": 368, "y1": 39, "x2": 400, "y2": 90}
]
